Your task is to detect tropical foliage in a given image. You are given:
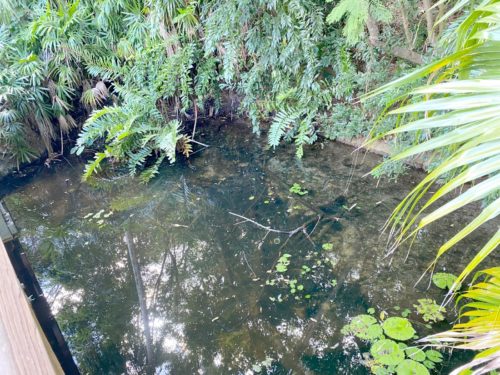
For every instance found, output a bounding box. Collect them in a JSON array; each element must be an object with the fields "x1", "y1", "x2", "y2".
[
  {"x1": 422, "y1": 268, "x2": 500, "y2": 375},
  {"x1": 366, "y1": 0, "x2": 500, "y2": 372},
  {"x1": 1, "y1": 0, "x2": 433, "y2": 176},
  {"x1": 367, "y1": 0, "x2": 499, "y2": 288}
]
